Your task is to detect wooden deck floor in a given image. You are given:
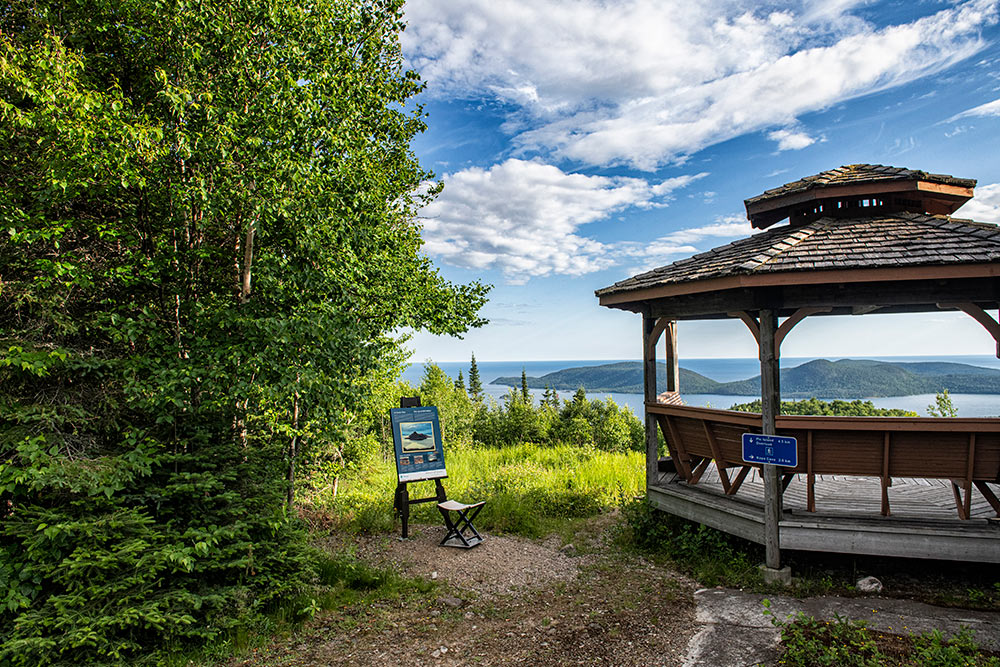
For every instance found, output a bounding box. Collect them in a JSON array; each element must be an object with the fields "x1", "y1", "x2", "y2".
[{"x1": 648, "y1": 464, "x2": 1000, "y2": 562}]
